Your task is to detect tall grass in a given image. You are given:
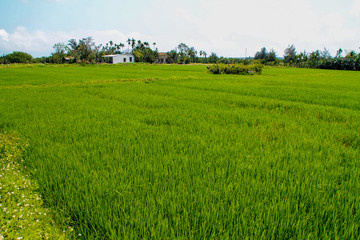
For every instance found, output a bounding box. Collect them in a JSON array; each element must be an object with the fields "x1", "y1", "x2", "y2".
[{"x1": 0, "y1": 64, "x2": 360, "y2": 239}]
